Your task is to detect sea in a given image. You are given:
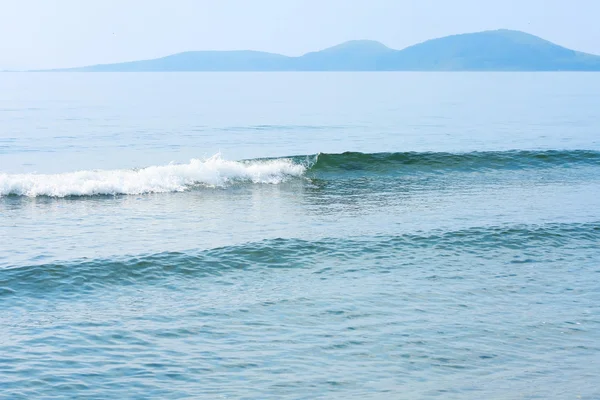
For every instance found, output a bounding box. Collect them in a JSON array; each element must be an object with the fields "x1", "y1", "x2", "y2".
[{"x1": 1, "y1": 72, "x2": 599, "y2": 399}]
